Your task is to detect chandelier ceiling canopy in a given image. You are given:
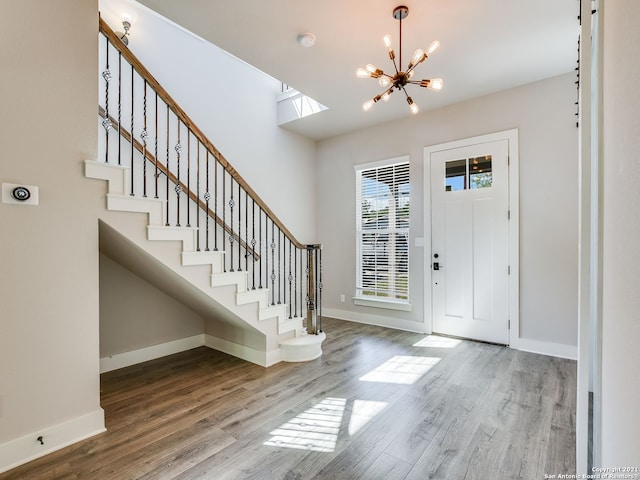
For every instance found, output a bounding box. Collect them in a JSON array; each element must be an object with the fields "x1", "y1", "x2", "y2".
[{"x1": 357, "y1": 5, "x2": 443, "y2": 115}]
